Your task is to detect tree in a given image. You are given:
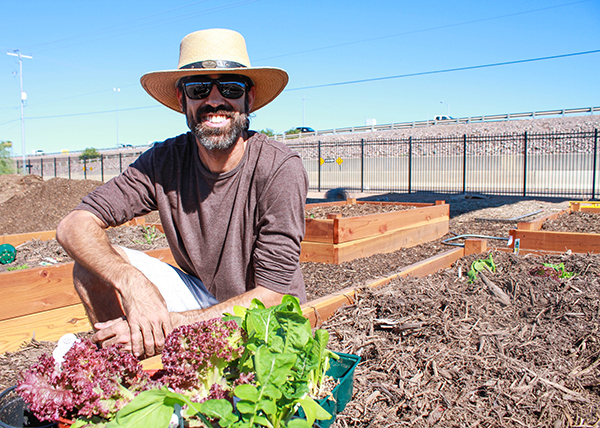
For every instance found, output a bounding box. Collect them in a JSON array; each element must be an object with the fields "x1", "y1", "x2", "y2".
[
  {"x1": 0, "y1": 141, "x2": 16, "y2": 175},
  {"x1": 258, "y1": 128, "x2": 275, "y2": 137},
  {"x1": 79, "y1": 147, "x2": 101, "y2": 160}
]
